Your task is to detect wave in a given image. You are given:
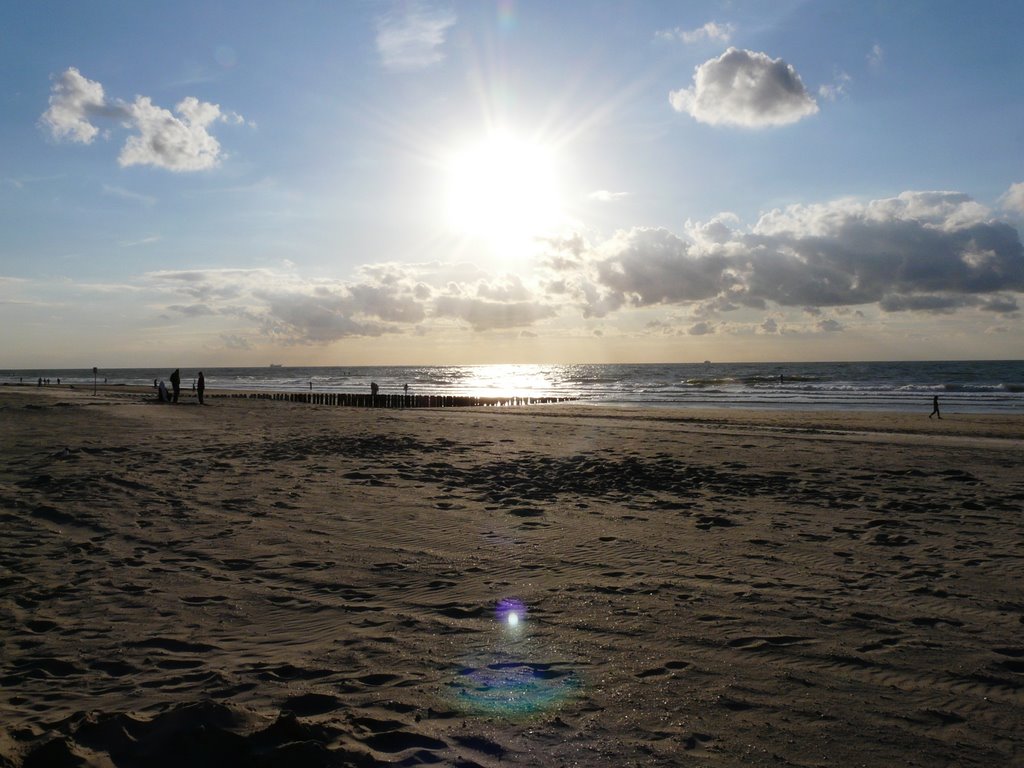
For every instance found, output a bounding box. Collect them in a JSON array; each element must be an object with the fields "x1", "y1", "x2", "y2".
[{"x1": 3, "y1": 361, "x2": 1021, "y2": 413}]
